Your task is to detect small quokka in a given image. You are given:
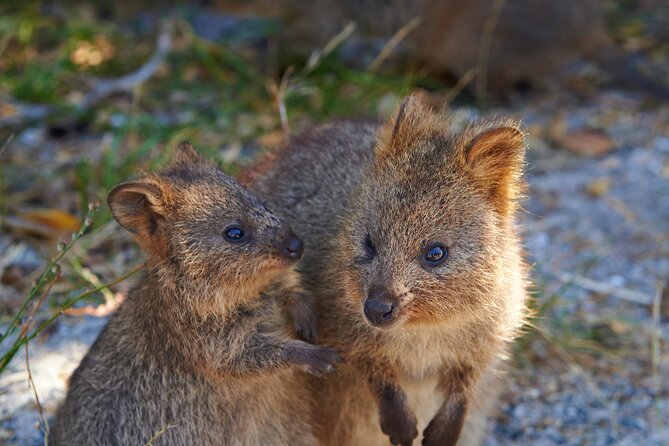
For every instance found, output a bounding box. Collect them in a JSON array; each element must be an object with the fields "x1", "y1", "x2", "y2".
[
  {"x1": 252, "y1": 92, "x2": 530, "y2": 446},
  {"x1": 52, "y1": 143, "x2": 339, "y2": 446}
]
